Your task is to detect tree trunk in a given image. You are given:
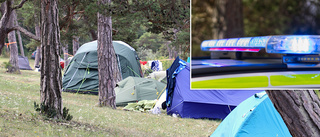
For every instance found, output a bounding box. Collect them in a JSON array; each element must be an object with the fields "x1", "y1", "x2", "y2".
[
  {"x1": 0, "y1": 1, "x2": 13, "y2": 55},
  {"x1": 14, "y1": 12, "x2": 24, "y2": 57},
  {"x1": 97, "y1": 0, "x2": 120, "y2": 108},
  {"x1": 266, "y1": 90, "x2": 320, "y2": 137},
  {"x1": 72, "y1": 36, "x2": 79, "y2": 55},
  {"x1": 225, "y1": 0, "x2": 244, "y2": 38},
  {"x1": 34, "y1": 46, "x2": 40, "y2": 68},
  {"x1": 62, "y1": 42, "x2": 69, "y2": 69},
  {"x1": 40, "y1": 0, "x2": 63, "y2": 119},
  {"x1": 165, "y1": 41, "x2": 172, "y2": 59},
  {"x1": 34, "y1": 13, "x2": 41, "y2": 68},
  {"x1": 7, "y1": 2, "x2": 20, "y2": 74},
  {"x1": 0, "y1": 0, "x2": 29, "y2": 55},
  {"x1": 210, "y1": 0, "x2": 244, "y2": 59},
  {"x1": 83, "y1": 15, "x2": 97, "y2": 40}
]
